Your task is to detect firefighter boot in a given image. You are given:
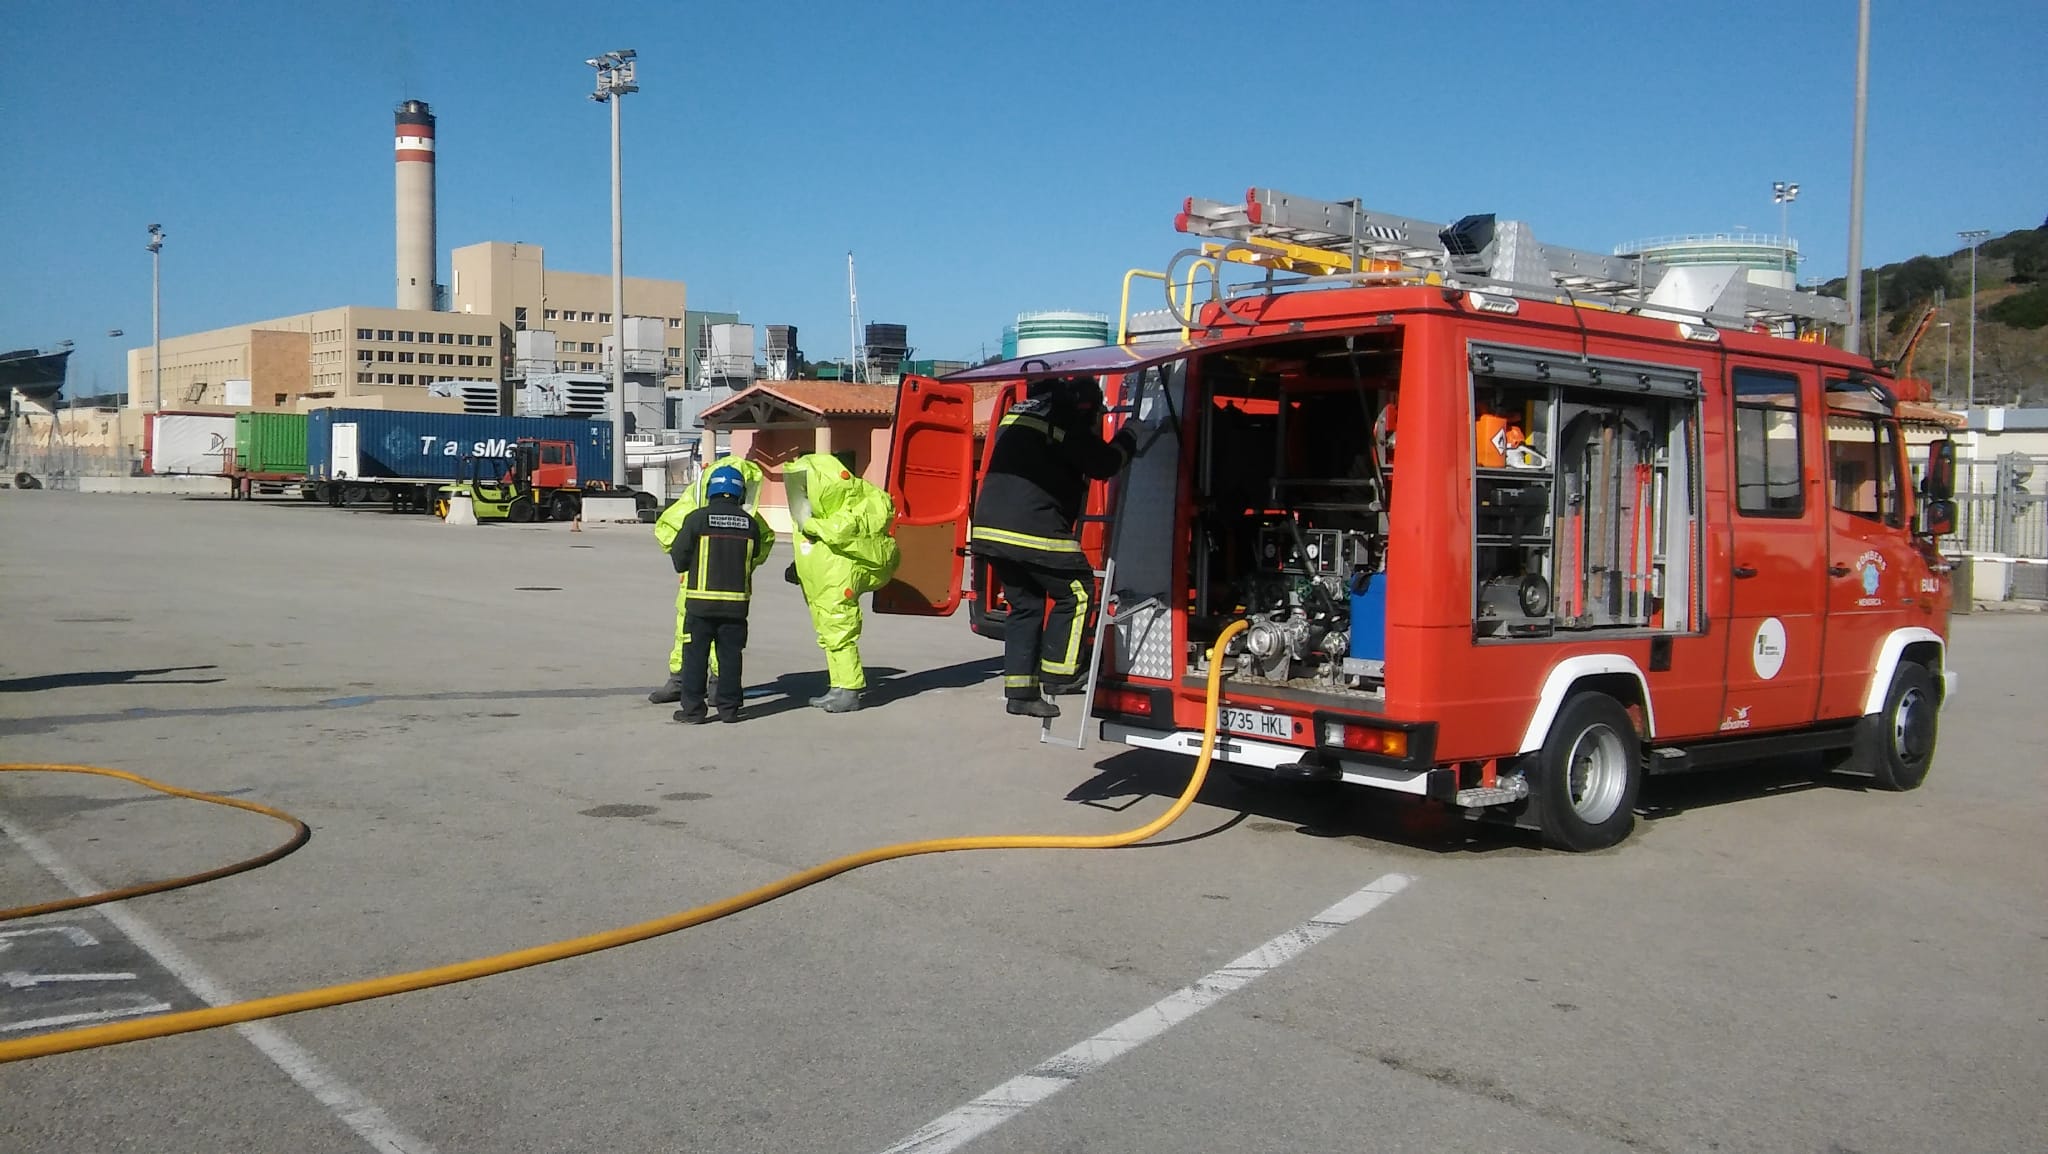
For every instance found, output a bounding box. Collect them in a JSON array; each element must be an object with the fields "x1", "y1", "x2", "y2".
[
  {"x1": 1006, "y1": 696, "x2": 1060, "y2": 719},
  {"x1": 648, "y1": 674, "x2": 684, "y2": 705},
  {"x1": 814, "y1": 688, "x2": 862, "y2": 713}
]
